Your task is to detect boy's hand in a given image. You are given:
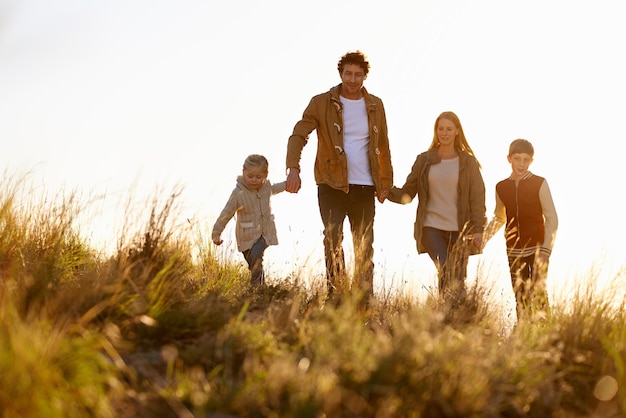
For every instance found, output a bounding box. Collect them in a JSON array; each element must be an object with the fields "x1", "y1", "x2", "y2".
[
  {"x1": 213, "y1": 238, "x2": 223, "y2": 246},
  {"x1": 535, "y1": 252, "x2": 549, "y2": 266}
]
